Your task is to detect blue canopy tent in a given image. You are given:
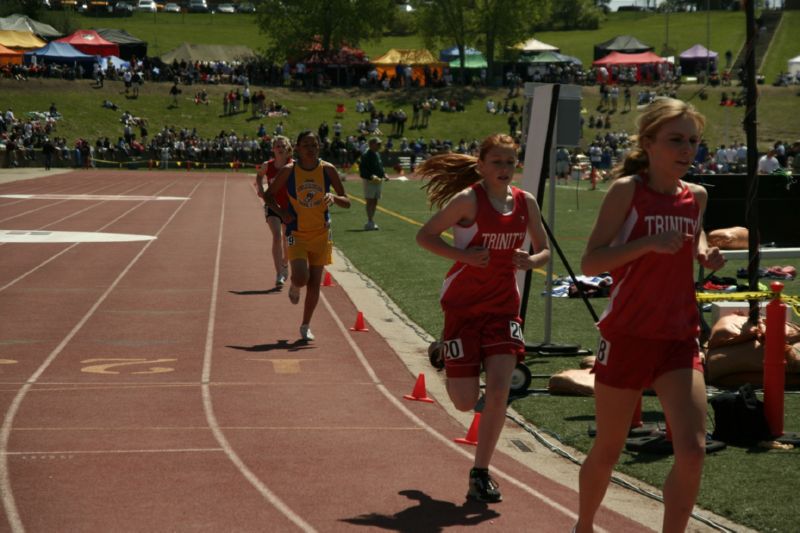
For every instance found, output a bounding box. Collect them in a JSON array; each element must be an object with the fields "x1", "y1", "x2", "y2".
[
  {"x1": 439, "y1": 45, "x2": 484, "y2": 64},
  {"x1": 99, "y1": 55, "x2": 130, "y2": 71},
  {"x1": 25, "y1": 41, "x2": 97, "y2": 76}
]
